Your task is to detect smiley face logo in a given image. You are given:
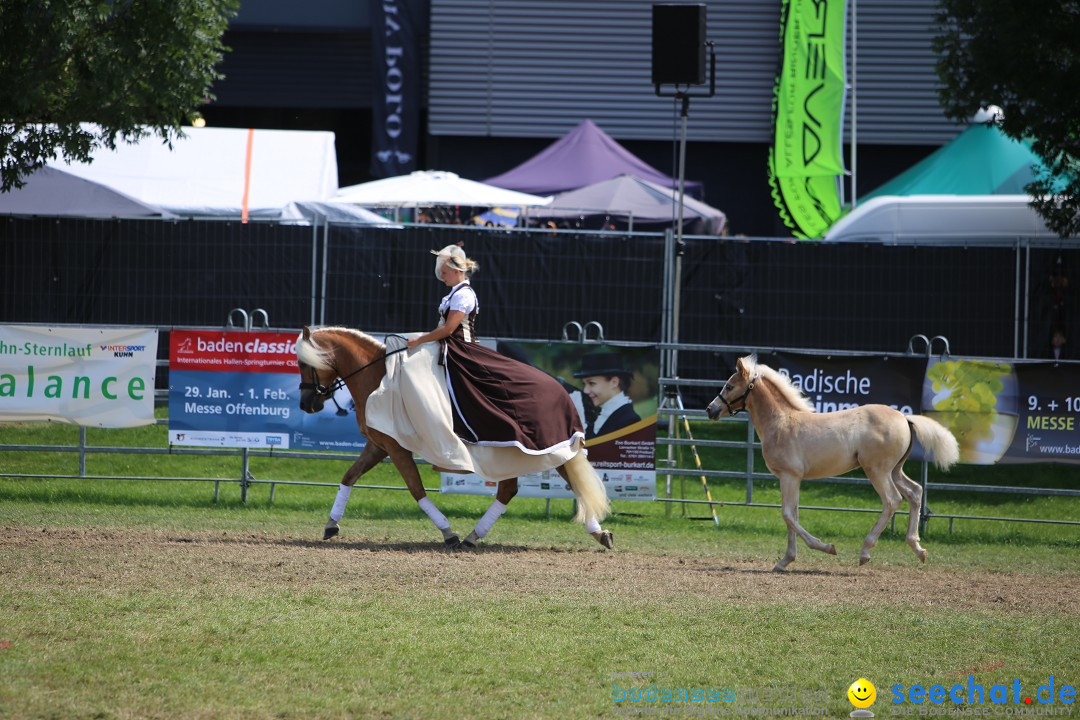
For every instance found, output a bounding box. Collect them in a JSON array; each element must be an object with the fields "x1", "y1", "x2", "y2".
[{"x1": 848, "y1": 678, "x2": 877, "y2": 709}]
